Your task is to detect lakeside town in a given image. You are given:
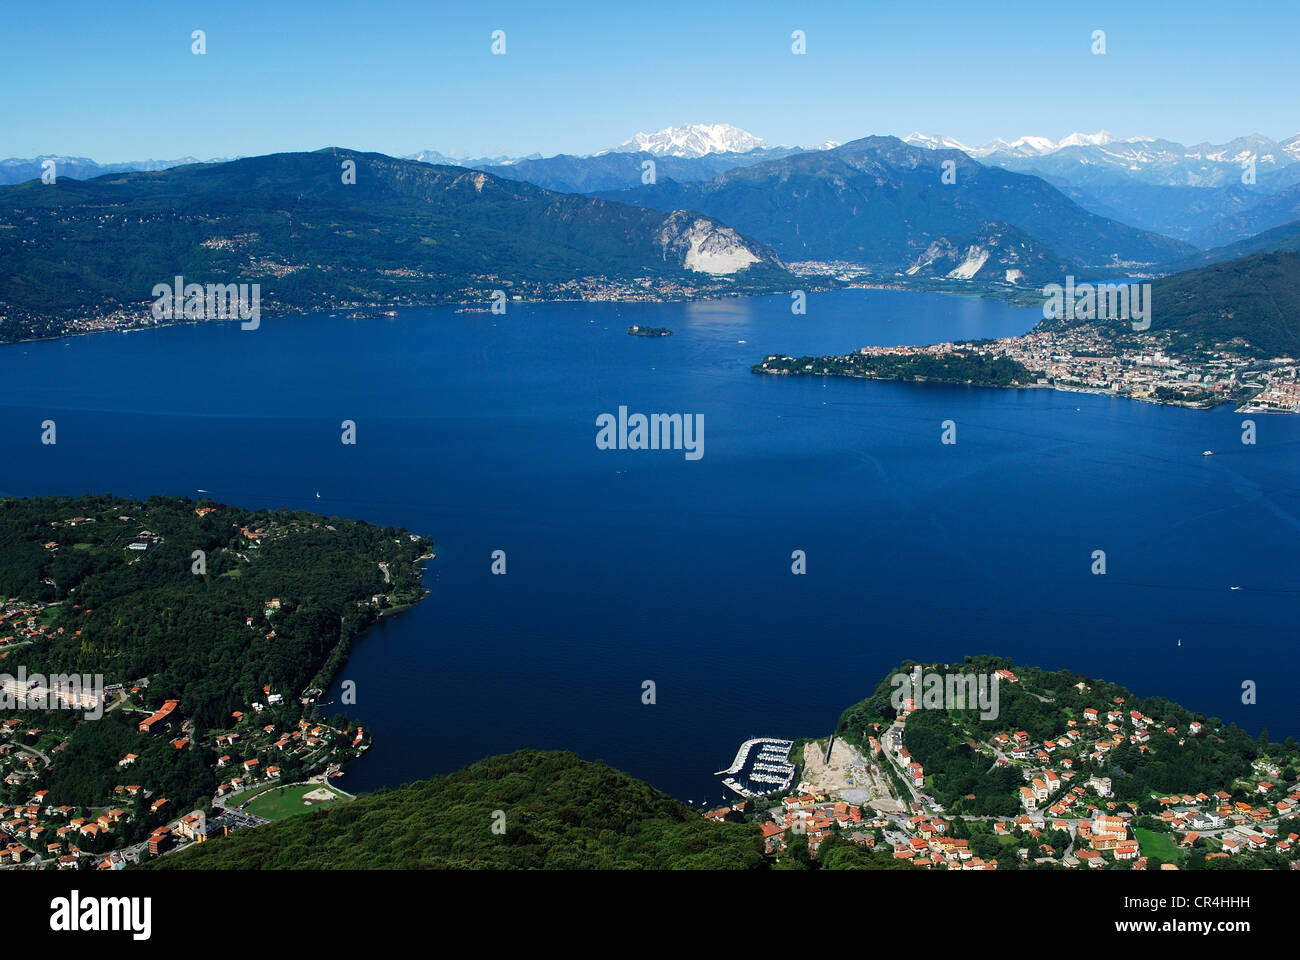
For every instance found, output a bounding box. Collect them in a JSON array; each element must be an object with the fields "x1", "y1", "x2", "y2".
[
  {"x1": 0, "y1": 272, "x2": 803, "y2": 345},
  {"x1": 708, "y1": 668, "x2": 1300, "y2": 870},
  {"x1": 0, "y1": 688, "x2": 364, "y2": 870},
  {"x1": 0, "y1": 501, "x2": 429, "y2": 870},
  {"x1": 756, "y1": 322, "x2": 1300, "y2": 413}
]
